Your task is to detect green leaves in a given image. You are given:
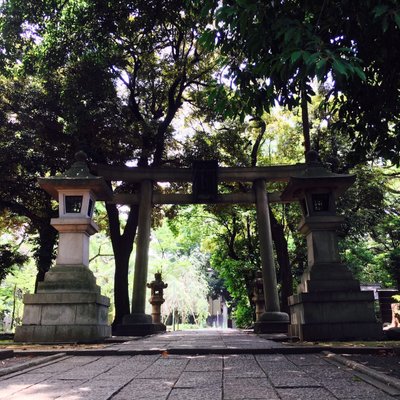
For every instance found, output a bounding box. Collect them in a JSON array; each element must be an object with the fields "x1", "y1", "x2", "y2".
[
  {"x1": 372, "y1": 2, "x2": 400, "y2": 32},
  {"x1": 332, "y1": 59, "x2": 348, "y2": 77},
  {"x1": 373, "y1": 5, "x2": 389, "y2": 18},
  {"x1": 0, "y1": 244, "x2": 28, "y2": 284}
]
